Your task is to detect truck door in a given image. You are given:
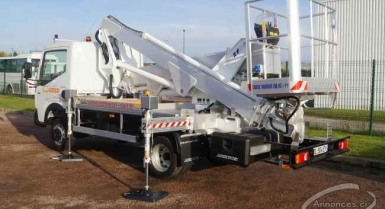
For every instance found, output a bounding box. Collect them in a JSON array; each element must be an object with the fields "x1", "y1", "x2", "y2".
[{"x1": 35, "y1": 50, "x2": 68, "y2": 123}]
